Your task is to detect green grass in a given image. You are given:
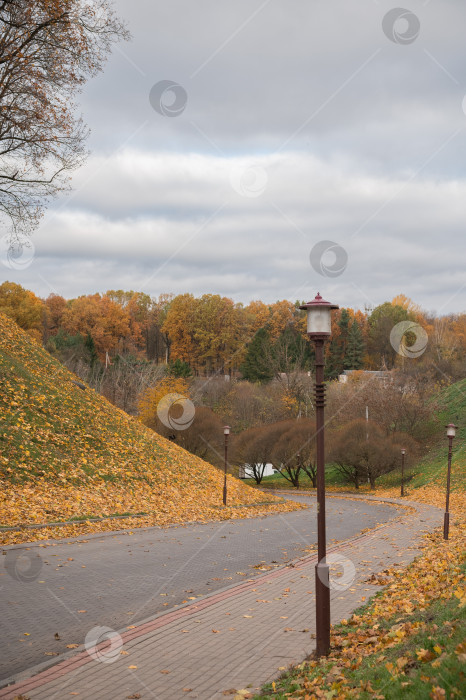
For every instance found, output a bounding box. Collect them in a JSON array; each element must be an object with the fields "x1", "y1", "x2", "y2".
[
  {"x1": 375, "y1": 379, "x2": 466, "y2": 493},
  {"x1": 255, "y1": 565, "x2": 466, "y2": 699}
]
